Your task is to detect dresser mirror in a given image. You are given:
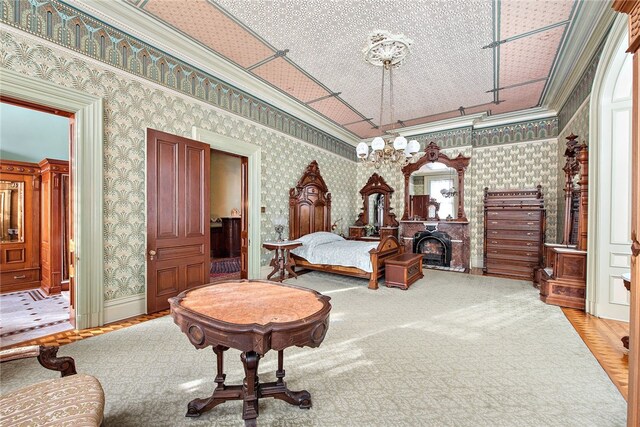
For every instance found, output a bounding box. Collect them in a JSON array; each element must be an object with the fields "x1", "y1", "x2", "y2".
[
  {"x1": 401, "y1": 142, "x2": 470, "y2": 221},
  {"x1": 355, "y1": 173, "x2": 398, "y2": 233},
  {"x1": 0, "y1": 180, "x2": 24, "y2": 242}
]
